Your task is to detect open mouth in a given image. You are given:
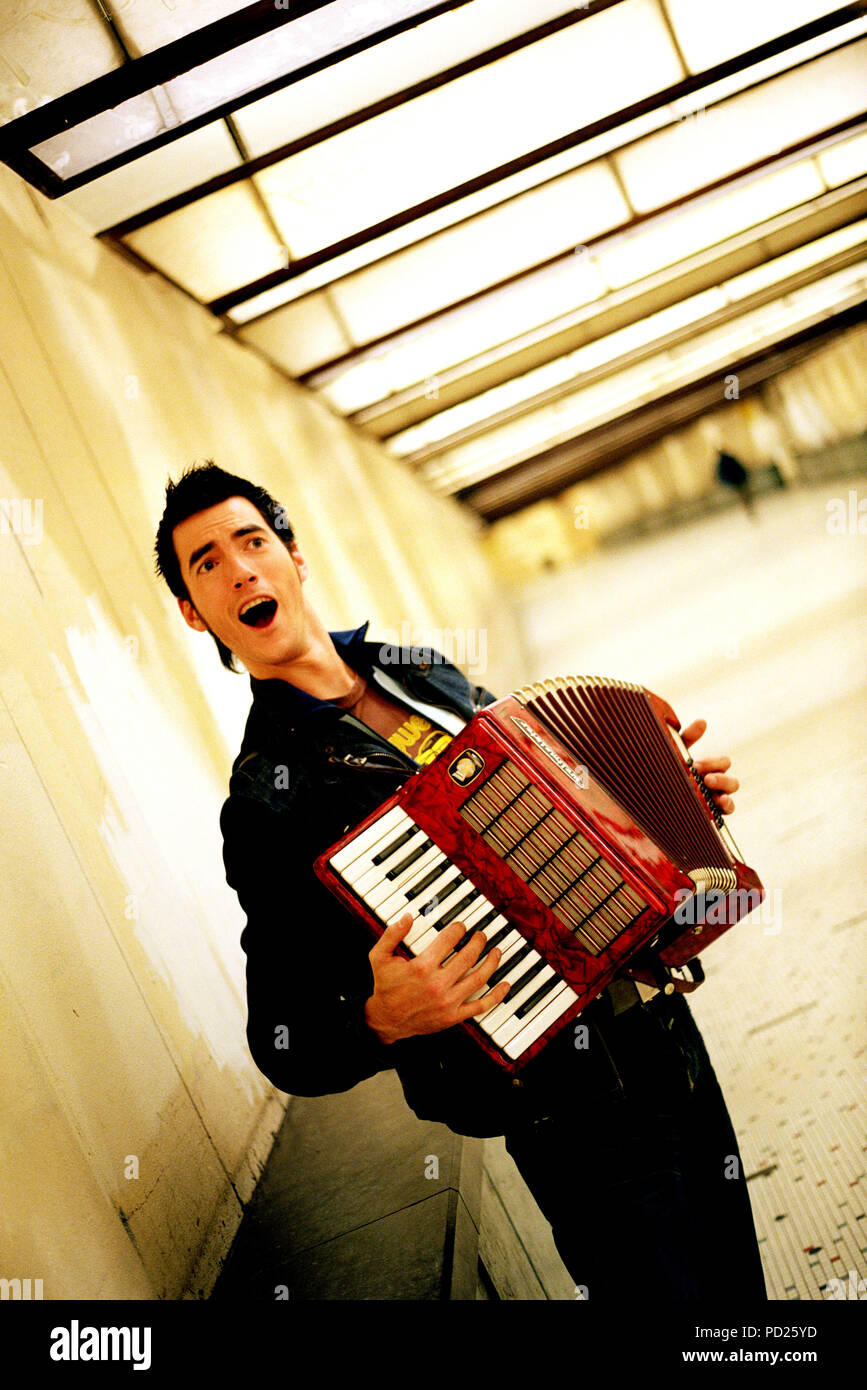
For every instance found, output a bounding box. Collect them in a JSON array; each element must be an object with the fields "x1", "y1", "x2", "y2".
[{"x1": 238, "y1": 597, "x2": 278, "y2": 629}]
